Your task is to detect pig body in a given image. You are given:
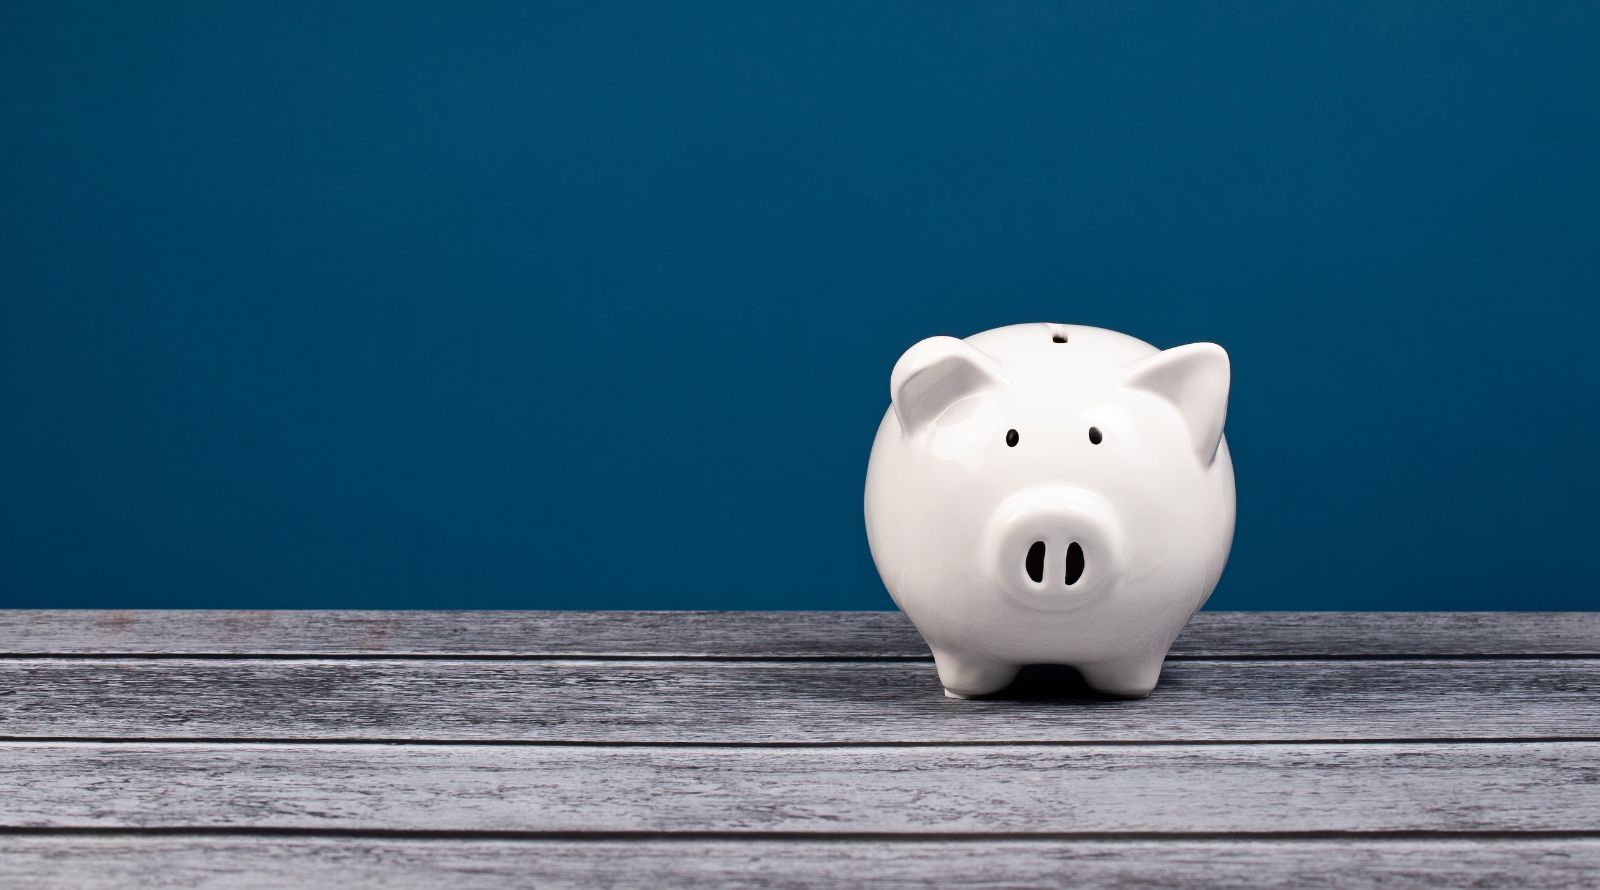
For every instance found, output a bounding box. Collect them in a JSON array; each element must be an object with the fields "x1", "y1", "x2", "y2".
[{"x1": 864, "y1": 323, "x2": 1235, "y2": 698}]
